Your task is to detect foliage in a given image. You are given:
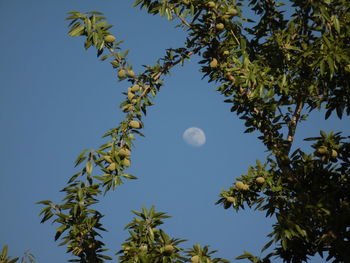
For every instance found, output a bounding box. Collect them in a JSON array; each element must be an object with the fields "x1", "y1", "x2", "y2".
[
  {"x1": 116, "y1": 206, "x2": 228, "y2": 263},
  {"x1": 30, "y1": 0, "x2": 350, "y2": 263},
  {"x1": 1, "y1": 246, "x2": 18, "y2": 263},
  {"x1": 0, "y1": 246, "x2": 35, "y2": 263}
]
